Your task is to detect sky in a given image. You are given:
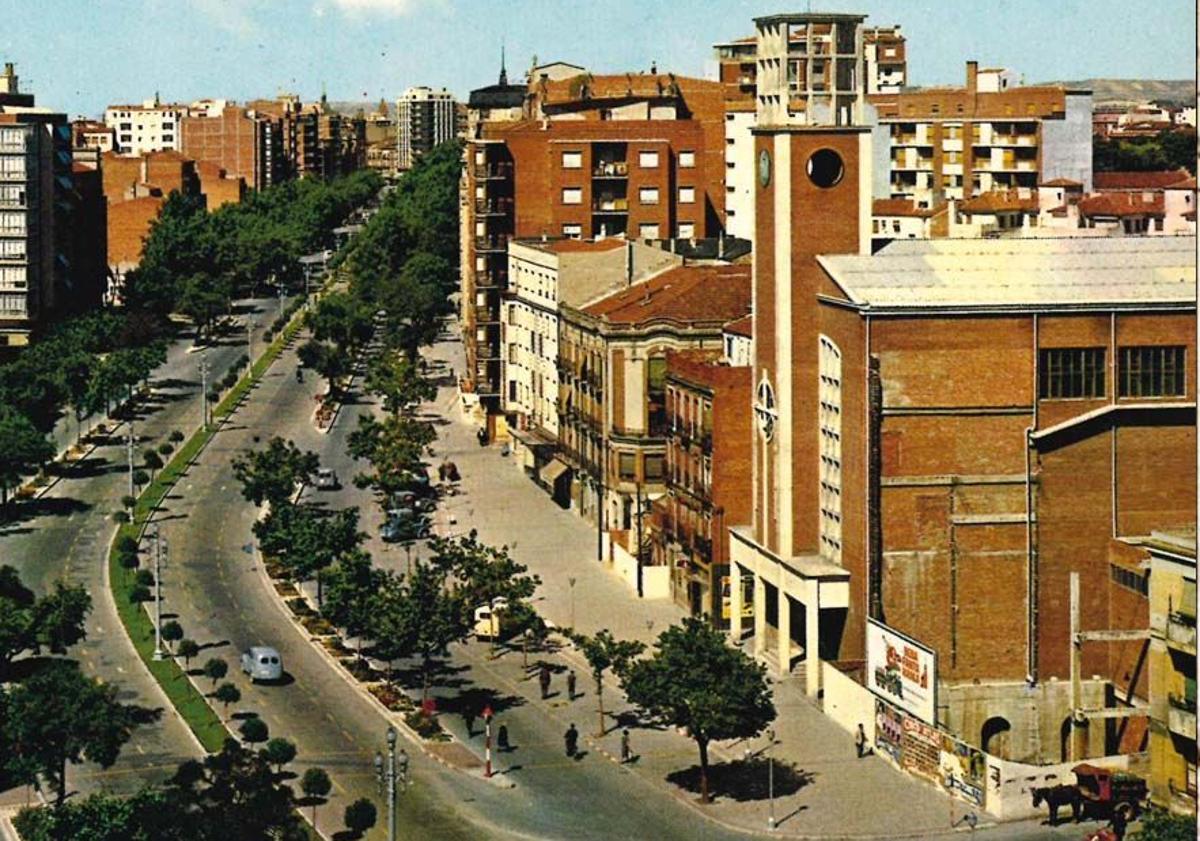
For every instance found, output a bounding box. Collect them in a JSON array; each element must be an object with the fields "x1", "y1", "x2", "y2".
[{"x1": 3, "y1": 0, "x2": 1196, "y2": 119}]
